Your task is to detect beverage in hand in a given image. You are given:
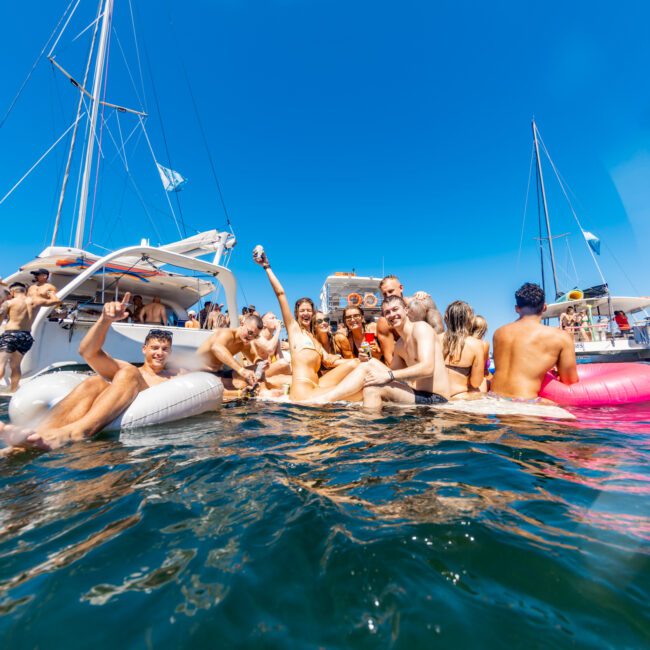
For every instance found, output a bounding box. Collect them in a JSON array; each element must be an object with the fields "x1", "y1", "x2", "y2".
[{"x1": 360, "y1": 332, "x2": 374, "y2": 359}]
